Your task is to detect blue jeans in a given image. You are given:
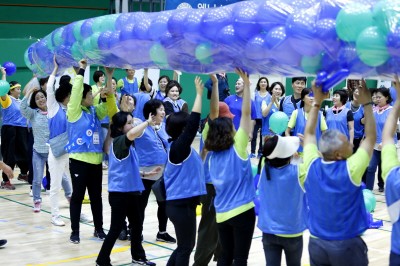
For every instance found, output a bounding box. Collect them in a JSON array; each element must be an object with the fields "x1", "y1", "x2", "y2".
[
  {"x1": 262, "y1": 233, "x2": 303, "y2": 266},
  {"x1": 32, "y1": 149, "x2": 48, "y2": 202},
  {"x1": 309, "y1": 236, "x2": 368, "y2": 266},
  {"x1": 365, "y1": 149, "x2": 381, "y2": 190}
]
